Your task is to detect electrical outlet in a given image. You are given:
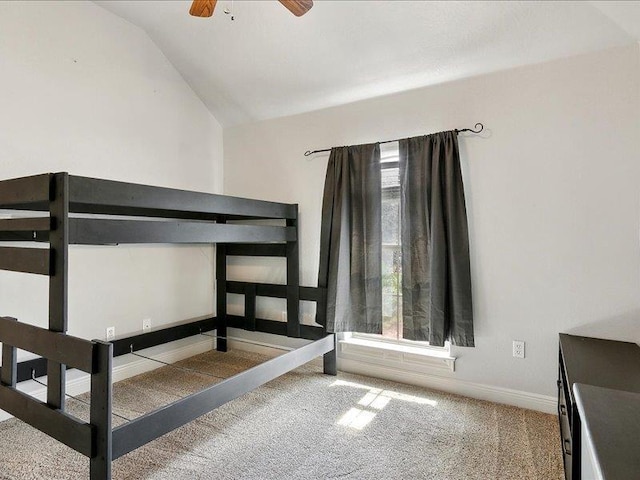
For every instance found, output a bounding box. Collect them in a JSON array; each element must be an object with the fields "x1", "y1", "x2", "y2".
[
  {"x1": 281, "y1": 311, "x2": 287, "y2": 322},
  {"x1": 513, "y1": 340, "x2": 525, "y2": 359},
  {"x1": 106, "y1": 326, "x2": 116, "y2": 341},
  {"x1": 142, "y1": 318, "x2": 151, "y2": 332}
]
